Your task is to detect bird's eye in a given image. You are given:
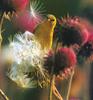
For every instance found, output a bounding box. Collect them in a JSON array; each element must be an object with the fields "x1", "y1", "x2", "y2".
[
  {"x1": 47, "y1": 17, "x2": 55, "y2": 22},
  {"x1": 50, "y1": 19, "x2": 55, "y2": 22}
]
